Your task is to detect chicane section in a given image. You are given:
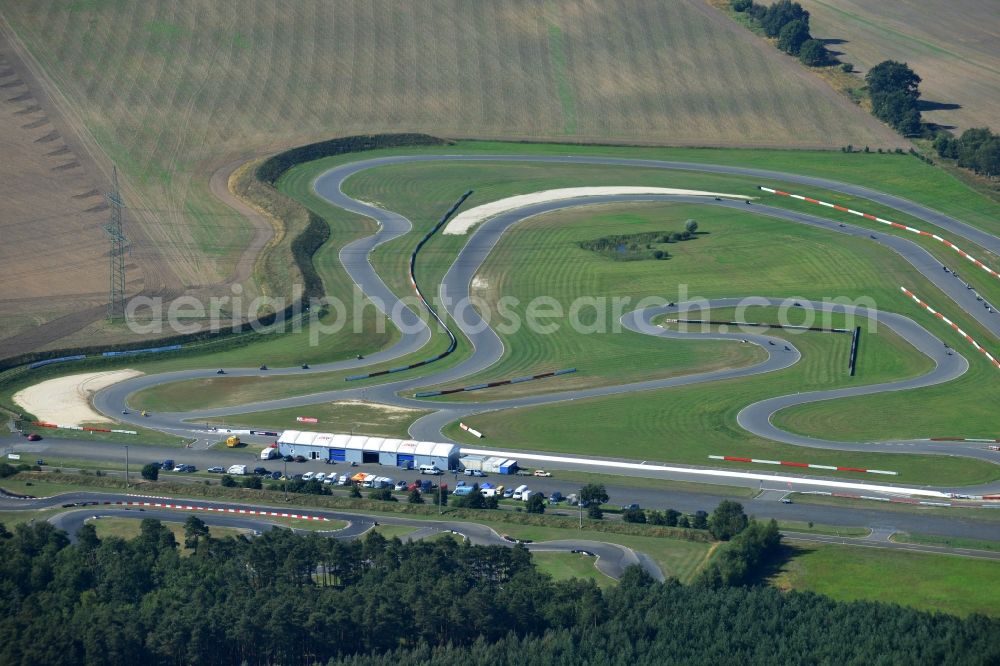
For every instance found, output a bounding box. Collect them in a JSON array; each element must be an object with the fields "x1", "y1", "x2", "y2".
[{"x1": 82, "y1": 153, "x2": 1000, "y2": 498}]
